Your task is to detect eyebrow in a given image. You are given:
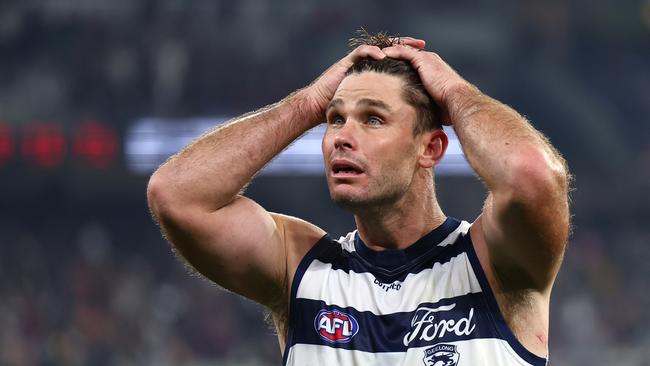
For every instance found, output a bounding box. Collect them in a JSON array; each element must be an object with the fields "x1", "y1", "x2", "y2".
[
  {"x1": 326, "y1": 98, "x2": 392, "y2": 113},
  {"x1": 327, "y1": 98, "x2": 343, "y2": 112},
  {"x1": 357, "y1": 98, "x2": 391, "y2": 112}
]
